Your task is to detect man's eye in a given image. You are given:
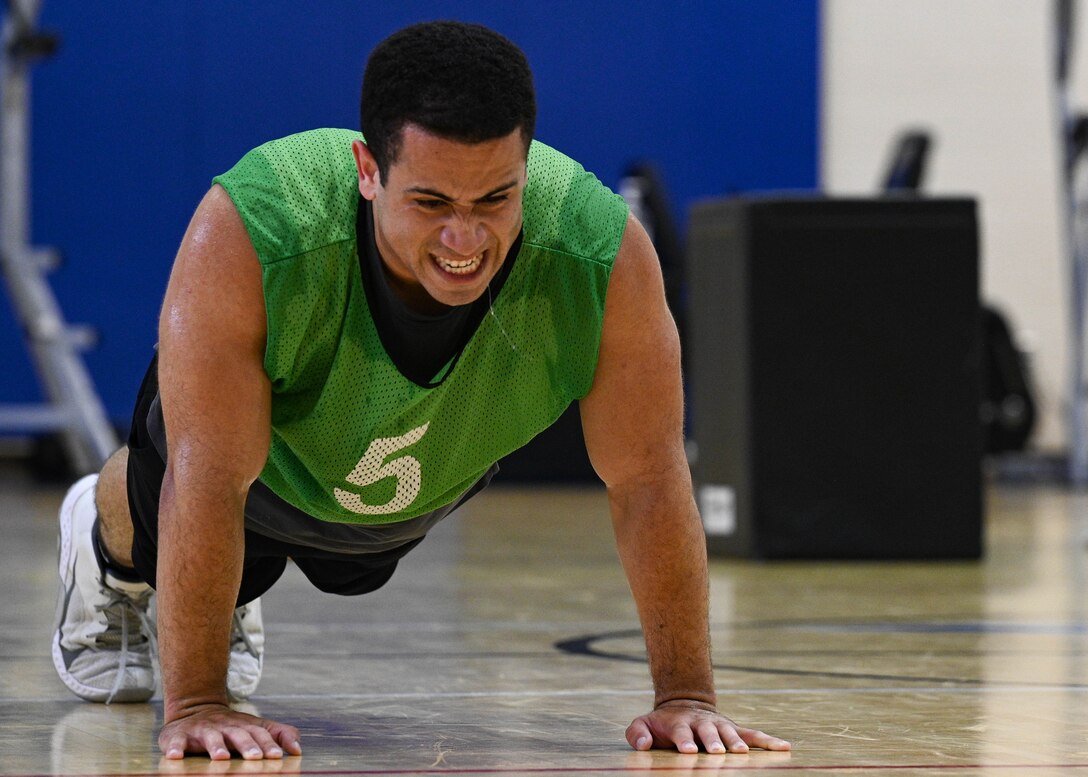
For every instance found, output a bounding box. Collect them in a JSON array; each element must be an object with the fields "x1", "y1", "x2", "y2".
[
  {"x1": 417, "y1": 199, "x2": 446, "y2": 210},
  {"x1": 480, "y1": 196, "x2": 508, "y2": 206}
]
